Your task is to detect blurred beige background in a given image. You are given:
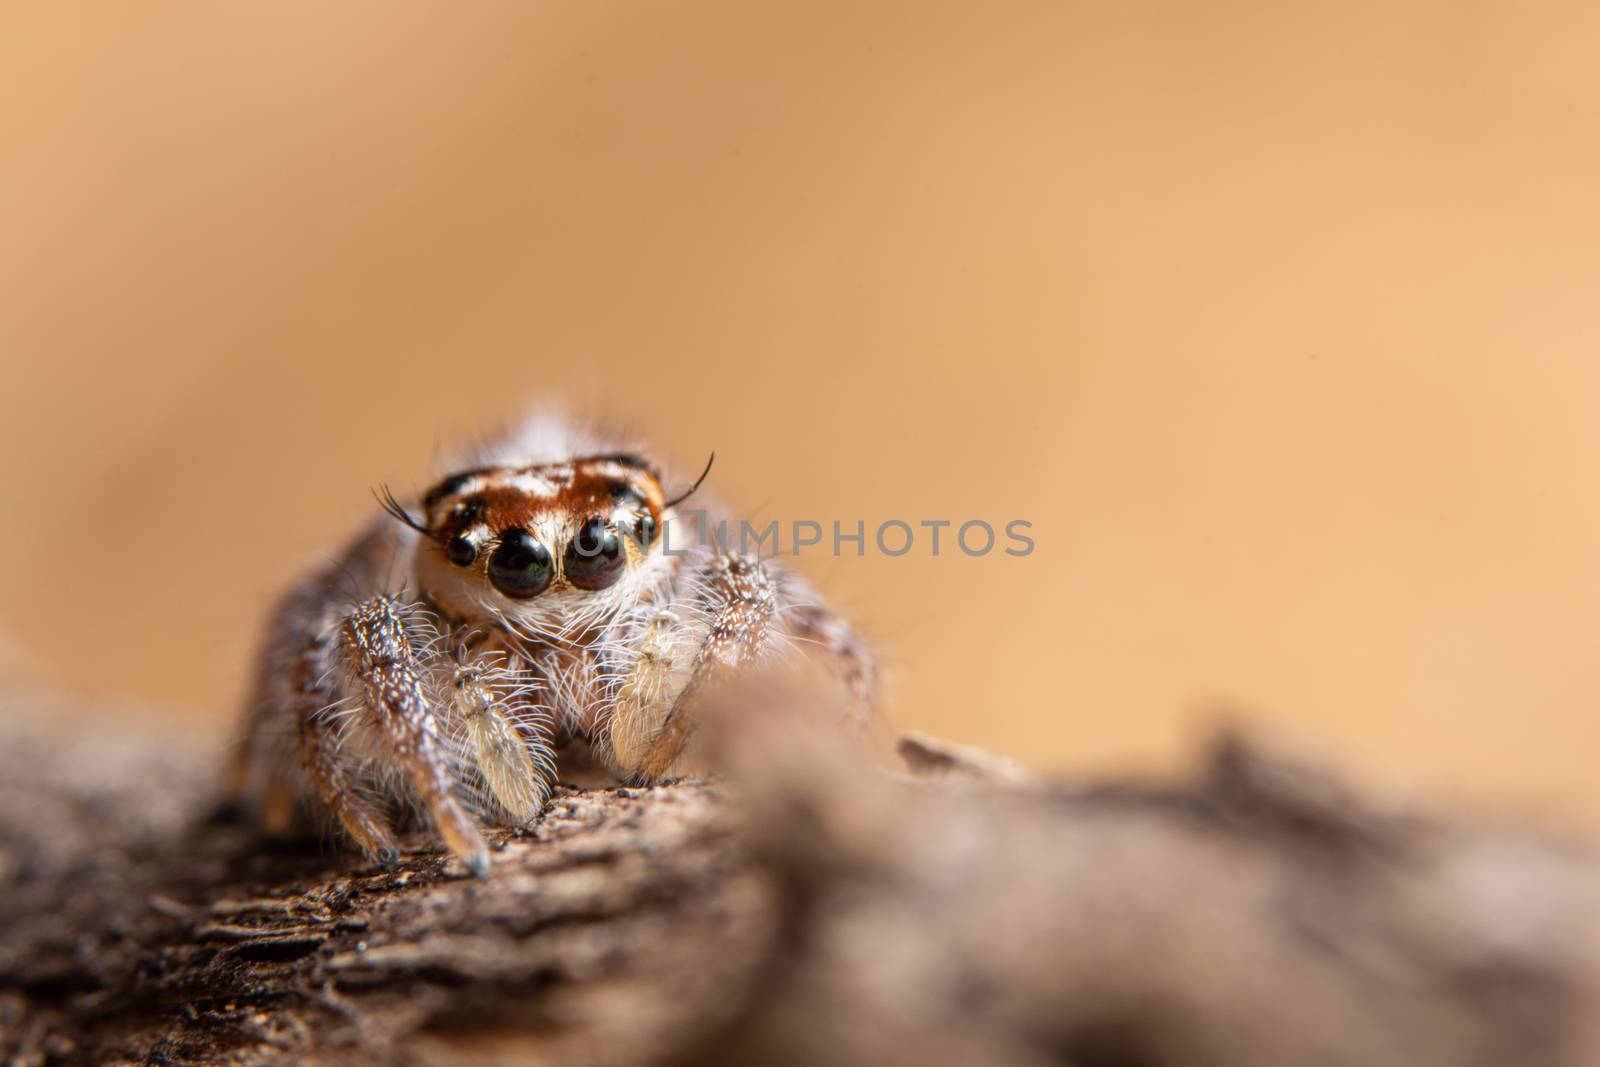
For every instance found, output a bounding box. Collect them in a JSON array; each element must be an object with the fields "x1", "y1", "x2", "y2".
[{"x1": 3, "y1": 2, "x2": 1599, "y2": 819}]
